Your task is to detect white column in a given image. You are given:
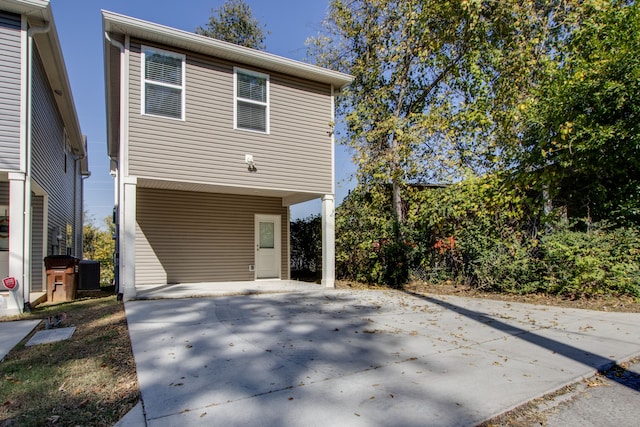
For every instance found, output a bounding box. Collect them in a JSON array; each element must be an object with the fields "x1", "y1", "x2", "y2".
[
  {"x1": 7, "y1": 173, "x2": 26, "y2": 312},
  {"x1": 121, "y1": 178, "x2": 137, "y2": 301},
  {"x1": 321, "y1": 194, "x2": 335, "y2": 288}
]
